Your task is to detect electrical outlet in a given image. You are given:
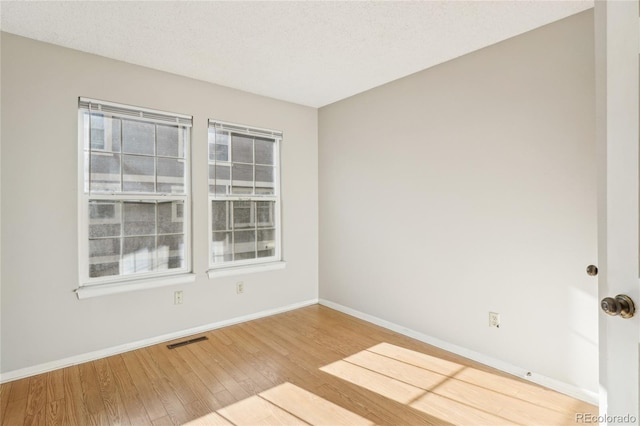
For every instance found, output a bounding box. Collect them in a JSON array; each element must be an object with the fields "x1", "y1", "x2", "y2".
[
  {"x1": 174, "y1": 290, "x2": 184, "y2": 305},
  {"x1": 489, "y1": 312, "x2": 500, "y2": 328},
  {"x1": 236, "y1": 282, "x2": 244, "y2": 294}
]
